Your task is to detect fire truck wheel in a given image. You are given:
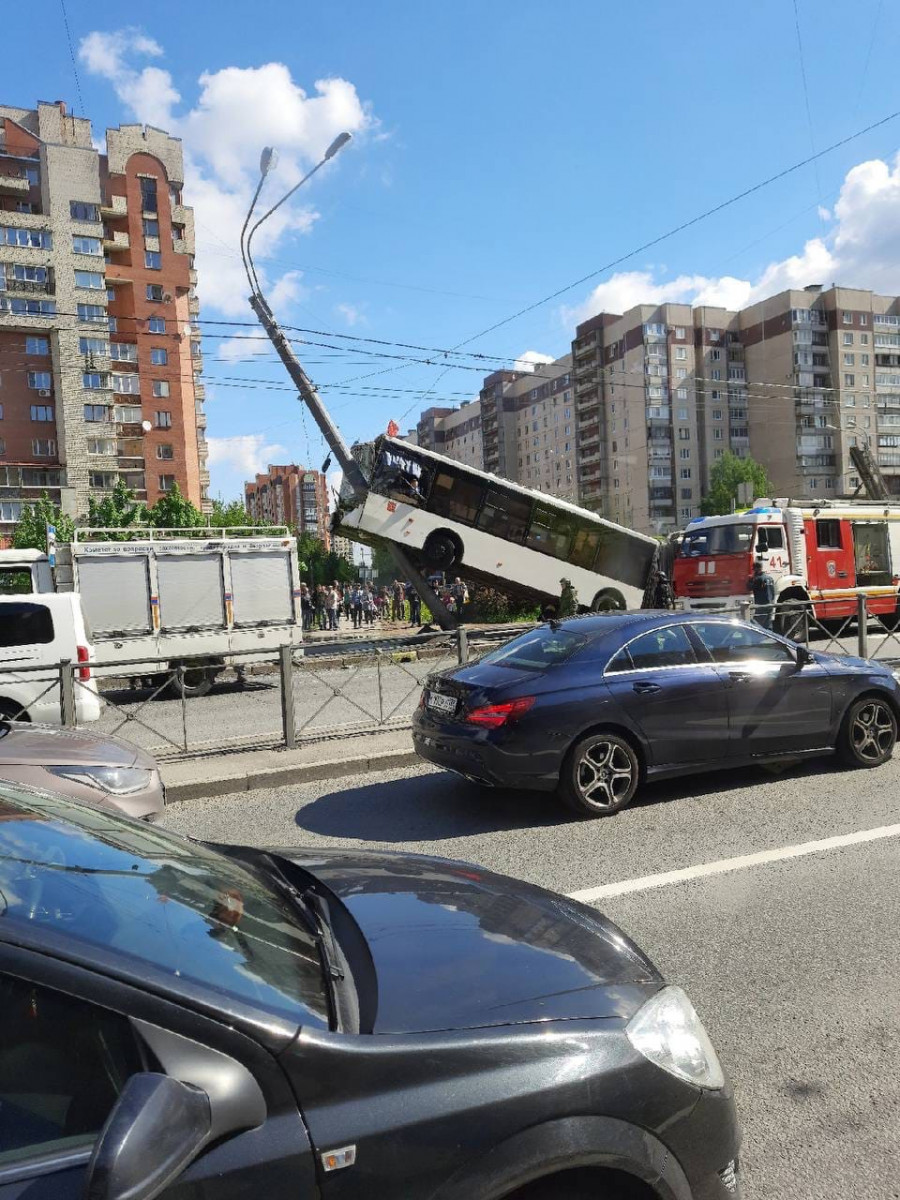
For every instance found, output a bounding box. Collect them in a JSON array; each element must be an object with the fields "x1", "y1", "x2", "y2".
[
  {"x1": 837, "y1": 696, "x2": 897, "y2": 769},
  {"x1": 775, "y1": 599, "x2": 809, "y2": 643}
]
